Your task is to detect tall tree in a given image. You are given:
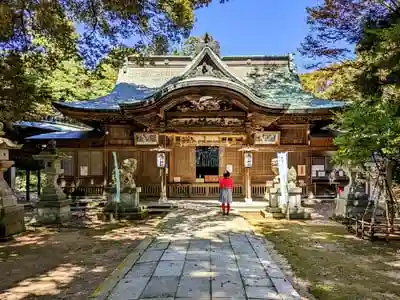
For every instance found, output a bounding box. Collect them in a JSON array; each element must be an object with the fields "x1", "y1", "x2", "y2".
[
  {"x1": 0, "y1": 1, "x2": 230, "y2": 124},
  {"x1": 0, "y1": 0, "x2": 228, "y2": 65},
  {"x1": 300, "y1": 0, "x2": 398, "y2": 67},
  {"x1": 173, "y1": 33, "x2": 220, "y2": 56},
  {"x1": 301, "y1": 0, "x2": 400, "y2": 168}
]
